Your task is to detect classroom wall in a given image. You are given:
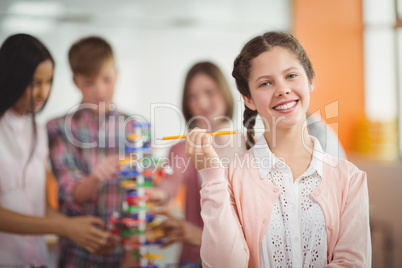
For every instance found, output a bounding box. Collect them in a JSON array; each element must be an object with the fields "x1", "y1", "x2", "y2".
[
  {"x1": 293, "y1": 0, "x2": 365, "y2": 153},
  {"x1": 0, "y1": 1, "x2": 291, "y2": 154}
]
